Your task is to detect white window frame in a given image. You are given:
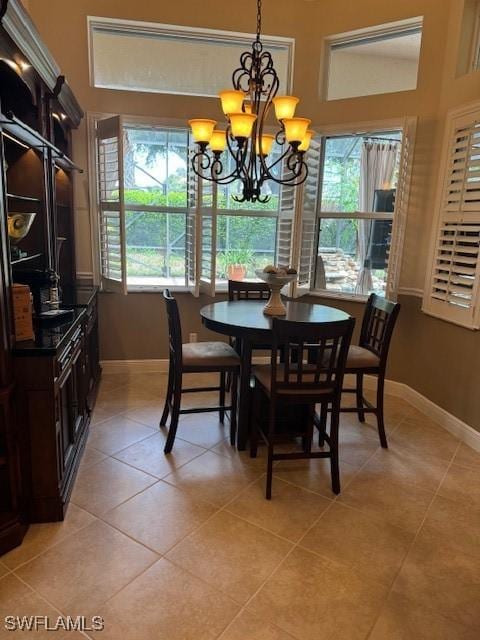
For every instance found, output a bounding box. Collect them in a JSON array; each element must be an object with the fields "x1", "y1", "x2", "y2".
[
  {"x1": 422, "y1": 100, "x2": 480, "y2": 330},
  {"x1": 87, "y1": 16, "x2": 295, "y2": 97},
  {"x1": 321, "y1": 16, "x2": 423, "y2": 102},
  {"x1": 470, "y1": 2, "x2": 480, "y2": 72},
  {"x1": 307, "y1": 117, "x2": 417, "y2": 303}
]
